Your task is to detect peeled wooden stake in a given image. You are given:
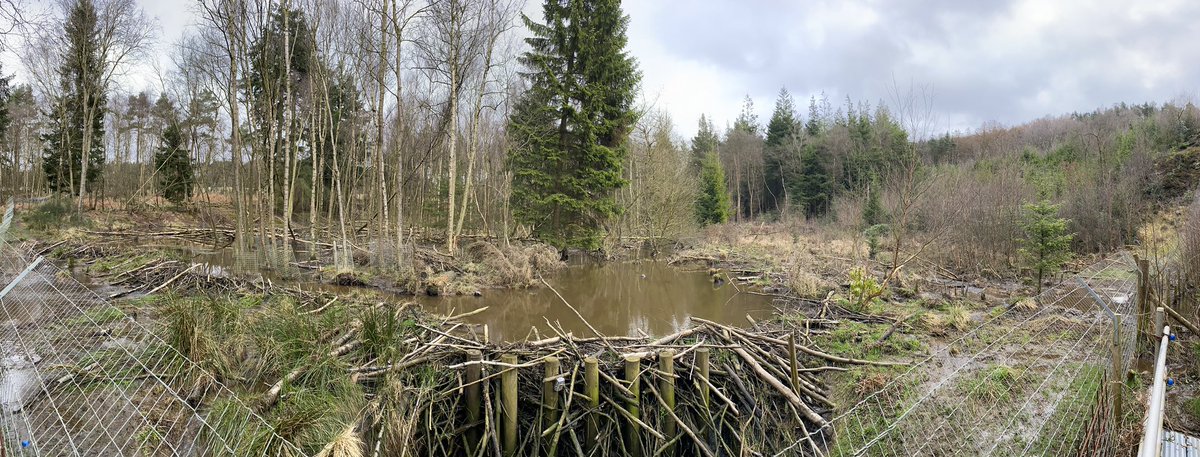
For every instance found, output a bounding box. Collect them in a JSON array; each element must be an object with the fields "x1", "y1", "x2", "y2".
[
  {"x1": 500, "y1": 354, "x2": 518, "y2": 456},
  {"x1": 625, "y1": 354, "x2": 643, "y2": 457},
  {"x1": 584, "y1": 356, "x2": 600, "y2": 449},
  {"x1": 541, "y1": 356, "x2": 560, "y2": 442},
  {"x1": 464, "y1": 350, "x2": 482, "y2": 452},
  {"x1": 659, "y1": 349, "x2": 677, "y2": 454}
]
